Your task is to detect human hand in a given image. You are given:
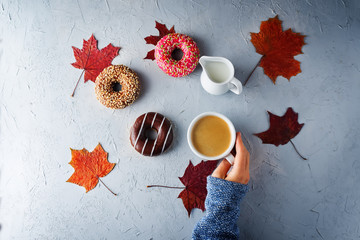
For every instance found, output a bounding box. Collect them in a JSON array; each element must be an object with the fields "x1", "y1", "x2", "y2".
[{"x1": 212, "y1": 132, "x2": 250, "y2": 184}]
